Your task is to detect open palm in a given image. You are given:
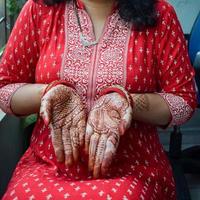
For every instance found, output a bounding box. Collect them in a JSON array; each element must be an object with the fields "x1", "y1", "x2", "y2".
[
  {"x1": 40, "y1": 85, "x2": 86, "y2": 167},
  {"x1": 85, "y1": 92, "x2": 133, "y2": 178}
]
